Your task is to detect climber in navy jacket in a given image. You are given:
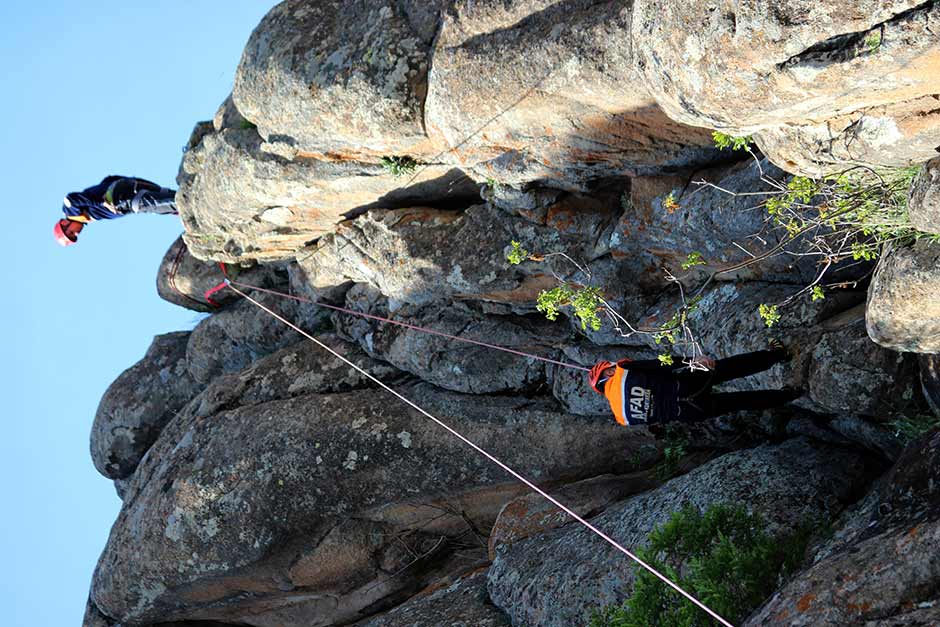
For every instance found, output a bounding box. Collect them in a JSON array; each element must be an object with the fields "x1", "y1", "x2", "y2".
[
  {"x1": 588, "y1": 340, "x2": 801, "y2": 426},
  {"x1": 53, "y1": 175, "x2": 178, "y2": 246}
]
